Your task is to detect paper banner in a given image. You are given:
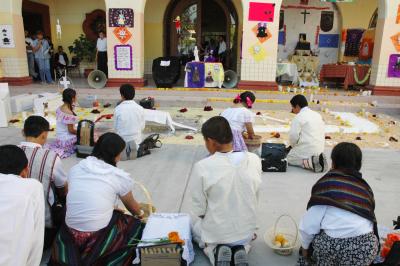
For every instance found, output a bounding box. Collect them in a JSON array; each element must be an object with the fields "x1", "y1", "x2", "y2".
[
  {"x1": 252, "y1": 23, "x2": 272, "y2": 43},
  {"x1": 397, "y1": 5, "x2": 400, "y2": 24},
  {"x1": 0, "y1": 25, "x2": 15, "y2": 48},
  {"x1": 388, "y1": 54, "x2": 400, "y2": 78},
  {"x1": 114, "y1": 45, "x2": 133, "y2": 71},
  {"x1": 278, "y1": 31, "x2": 285, "y2": 45},
  {"x1": 248, "y1": 2, "x2": 275, "y2": 22},
  {"x1": 319, "y1": 34, "x2": 339, "y2": 48},
  {"x1": 109, "y1": 8, "x2": 134, "y2": 27},
  {"x1": 113, "y1": 27, "x2": 132, "y2": 44},
  {"x1": 249, "y1": 43, "x2": 267, "y2": 62},
  {"x1": 391, "y1": 33, "x2": 400, "y2": 52}
]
